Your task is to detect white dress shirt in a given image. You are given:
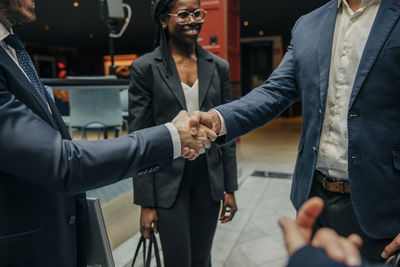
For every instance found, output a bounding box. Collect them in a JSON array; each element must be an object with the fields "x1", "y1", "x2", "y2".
[
  {"x1": 316, "y1": 0, "x2": 381, "y2": 180},
  {"x1": 0, "y1": 22, "x2": 182, "y2": 159}
]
